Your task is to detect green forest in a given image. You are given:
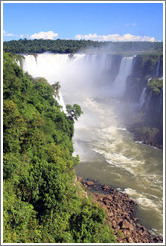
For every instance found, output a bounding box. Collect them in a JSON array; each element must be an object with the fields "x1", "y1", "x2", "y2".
[
  {"x1": 3, "y1": 38, "x2": 163, "y2": 55},
  {"x1": 3, "y1": 52, "x2": 117, "y2": 243}
]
